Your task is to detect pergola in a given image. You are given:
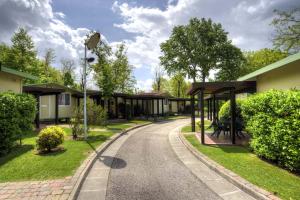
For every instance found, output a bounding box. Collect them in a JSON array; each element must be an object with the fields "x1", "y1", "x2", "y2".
[{"x1": 188, "y1": 81, "x2": 256, "y2": 144}]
